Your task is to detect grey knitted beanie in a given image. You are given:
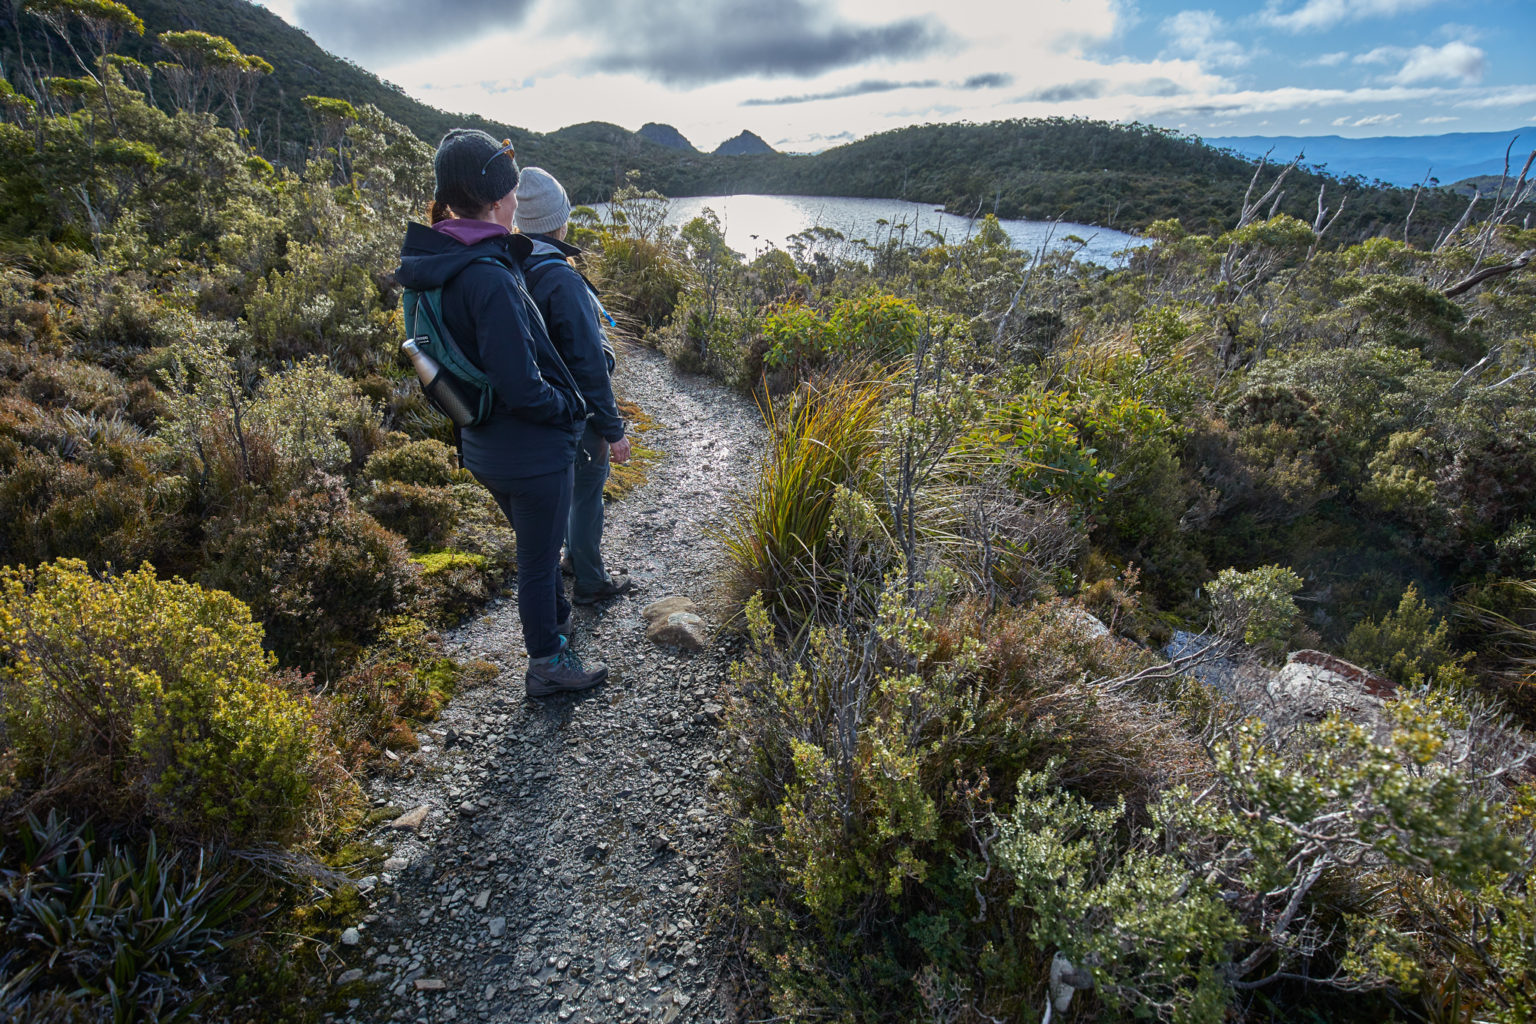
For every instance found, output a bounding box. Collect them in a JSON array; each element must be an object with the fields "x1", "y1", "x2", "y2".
[
  {"x1": 514, "y1": 167, "x2": 571, "y2": 235},
  {"x1": 434, "y1": 128, "x2": 518, "y2": 213}
]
